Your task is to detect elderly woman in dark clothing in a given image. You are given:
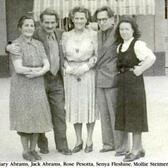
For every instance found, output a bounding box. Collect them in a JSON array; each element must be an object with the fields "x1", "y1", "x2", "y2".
[
  {"x1": 114, "y1": 16, "x2": 156, "y2": 162},
  {"x1": 9, "y1": 16, "x2": 52, "y2": 161}
]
